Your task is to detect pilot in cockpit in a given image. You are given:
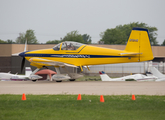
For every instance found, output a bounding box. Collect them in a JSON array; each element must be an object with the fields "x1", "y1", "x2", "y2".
[{"x1": 68, "y1": 43, "x2": 75, "y2": 50}]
